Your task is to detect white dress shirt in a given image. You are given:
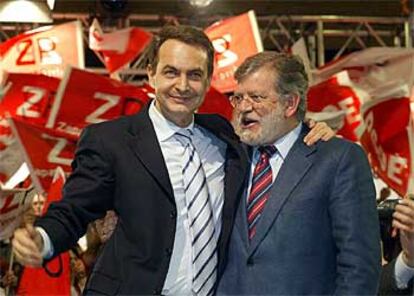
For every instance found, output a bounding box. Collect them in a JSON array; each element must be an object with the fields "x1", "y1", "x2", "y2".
[
  {"x1": 246, "y1": 123, "x2": 302, "y2": 199},
  {"x1": 394, "y1": 252, "x2": 414, "y2": 289},
  {"x1": 145, "y1": 102, "x2": 227, "y2": 295}
]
